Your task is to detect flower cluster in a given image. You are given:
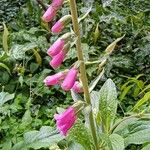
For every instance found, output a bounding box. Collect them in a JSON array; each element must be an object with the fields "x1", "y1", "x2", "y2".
[{"x1": 42, "y1": 0, "x2": 83, "y2": 136}]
